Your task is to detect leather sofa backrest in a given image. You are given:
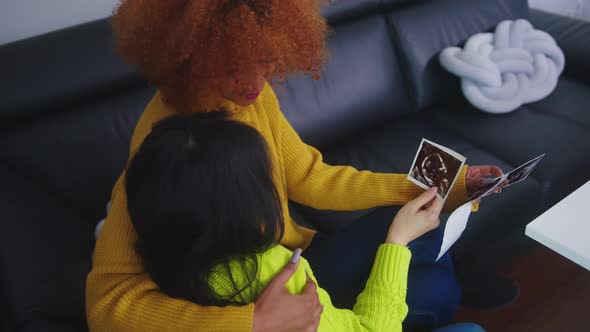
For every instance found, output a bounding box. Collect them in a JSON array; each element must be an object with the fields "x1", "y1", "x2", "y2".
[
  {"x1": 278, "y1": 12, "x2": 413, "y2": 147},
  {"x1": 386, "y1": 0, "x2": 530, "y2": 111},
  {"x1": 321, "y1": 0, "x2": 408, "y2": 24},
  {"x1": 0, "y1": 19, "x2": 143, "y2": 122},
  {"x1": 322, "y1": 0, "x2": 384, "y2": 24}
]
